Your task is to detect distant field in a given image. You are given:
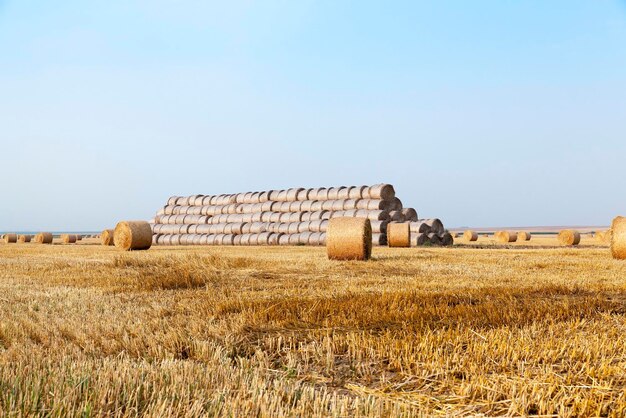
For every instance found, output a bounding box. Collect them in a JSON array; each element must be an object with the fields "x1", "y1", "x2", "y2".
[{"x1": 0, "y1": 240, "x2": 625, "y2": 416}]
